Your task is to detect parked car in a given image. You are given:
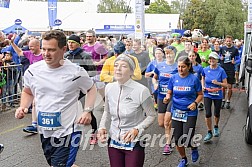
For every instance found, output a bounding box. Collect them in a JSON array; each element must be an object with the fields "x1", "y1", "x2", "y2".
[{"x1": 239, "y1": 22, "x2": 252, "y2": 144}]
